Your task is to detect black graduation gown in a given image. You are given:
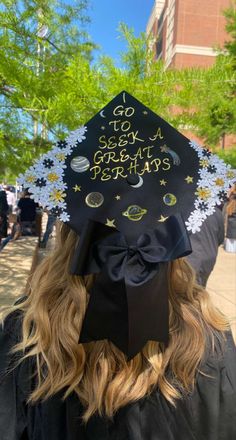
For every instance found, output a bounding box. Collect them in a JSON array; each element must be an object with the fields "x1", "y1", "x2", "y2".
[{"x1": 0, "y1": 311, "x2": 236, "y2": 440}]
